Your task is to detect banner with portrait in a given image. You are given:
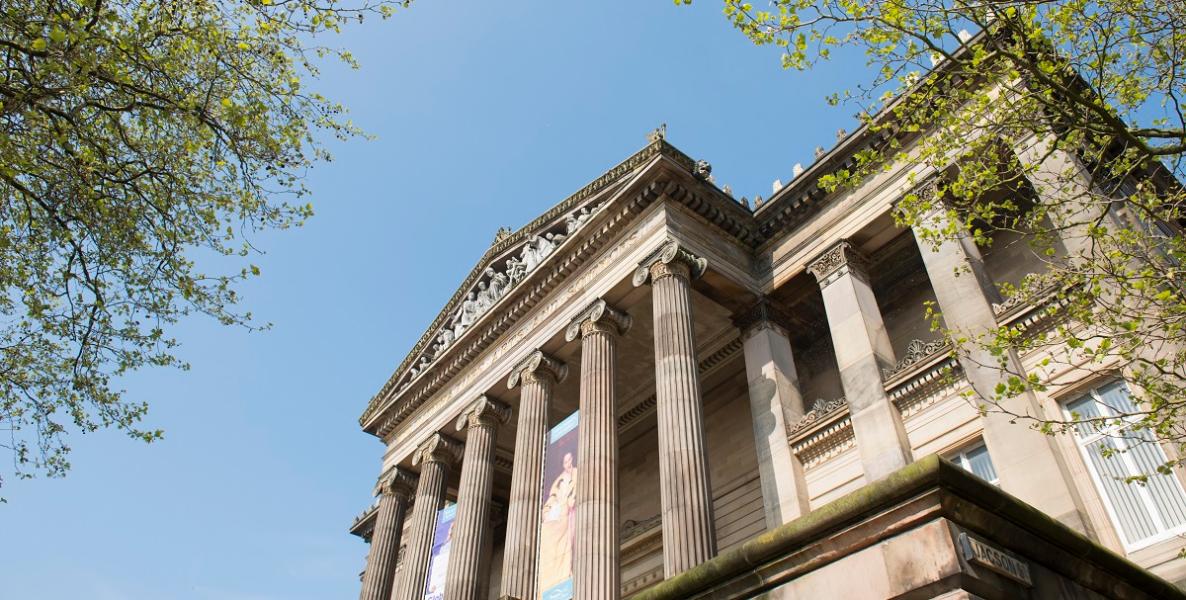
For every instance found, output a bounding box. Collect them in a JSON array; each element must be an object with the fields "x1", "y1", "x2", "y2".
[
  {"x1": 537, "y1": 411, "x2": 578, "y2": 600},
  {"x1": 423, "y1": 502, "x2": 457, "y2": 600}
]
